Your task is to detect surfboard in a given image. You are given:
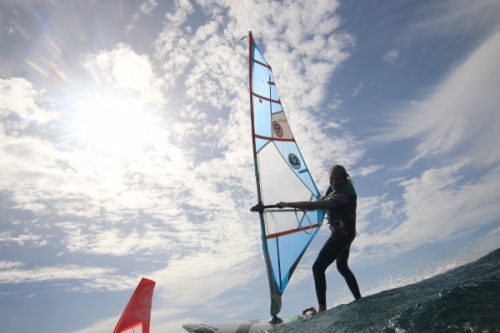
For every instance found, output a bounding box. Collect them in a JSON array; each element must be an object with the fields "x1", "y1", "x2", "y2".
[{"x1": 183, "y1": 312, "x2": 315, "y2": 333}]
